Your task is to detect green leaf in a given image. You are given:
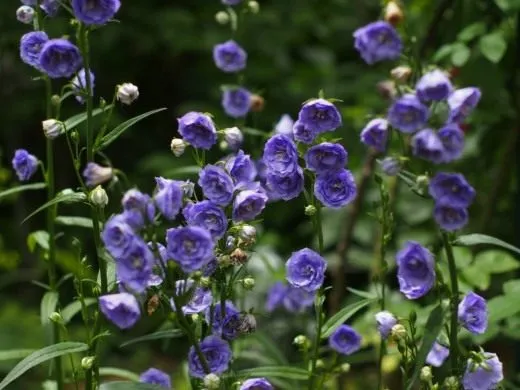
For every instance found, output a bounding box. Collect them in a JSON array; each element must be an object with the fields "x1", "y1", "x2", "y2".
[
  {"x1": 457, "y1": 22, "x2": 486, "y2": 42},
  {"x1": 0, "y1": 342, "x2": 88, "y2": 390},
  {"x1": 22, "y1": 189, "x2": 87, "y2": 224},
  {"x1": 0, "y1": 183, "x2": 46, "y2": 202},
  {"x1": 503, "y1": 279, "x2": 520, "y2": 295},
  {"x1": 61, "y1": 298, "x2": 97, "y2": 324},
  {"x1": 479, "y1": 32, "x2": 507, "y2": 63},
  {"x1": 347, "y1": 287, "x2": 378, "y2": 300},
  {"x1": 41, "y1": 291, "x2": 59, "y2": 326},
  {"x1": 406, "y1": 304, "x2": 447, "y2": 390},
  {"x1": 63, "y1": 106, "x2": 112, "y2": 132},
  {"x1": 99, "y1": 382, "x2": 165, "y2": 390},
  {"x1": 249, "y1": 332, "x2": 289, "y2": 365},
  {"x1": 119, "y1": 329, "x2": 184, "y2": 348},
  {"x1": 461, "y1": 265, "x2": 491, "y2": 290},
  {"x1": 235, "y1": 366, "x2": 309, "y2": 381},
  {"x1": 474, "y1": 250, "x2": 519, "y2": 274},
  {"x1": 494, "y1": 0, "x2": 520, "y2": 12},
  {"x1": 55, "y1": 216, "x2": 95, "y2": 229},
  {"x1": 0, "y1": 349, "x2": 35, "y2": 361},
  {"x1": 487, "y1": 294, "x2": 520, "y2": 322},
  {"x1": 454, "y1": 234, "x2": 520, "y2": 256},
  {"x1": 162, "y1": 165, "x2": 201, "y2": 178},
  {"x1": 99, "y1": 367, "x2": 140, "y2": 381},
  {"x1": 321, "y1": 298, "x2": 374, "y2": 338},
  {"x1": 432, "y1": 44, "x2": 454, "y2": 63},
  {"x1": 242, "y1": 127, "x2": 270, "y2": 138},
  {"x1": 451, "y1": 43, "x2": 471, "y2": 67},
  {"x1": 96, "y1": 108, "x2": 167, "y2": 151},
  {"x1": 27, "y1": 230, "x2": 50, "y2": 253}
]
